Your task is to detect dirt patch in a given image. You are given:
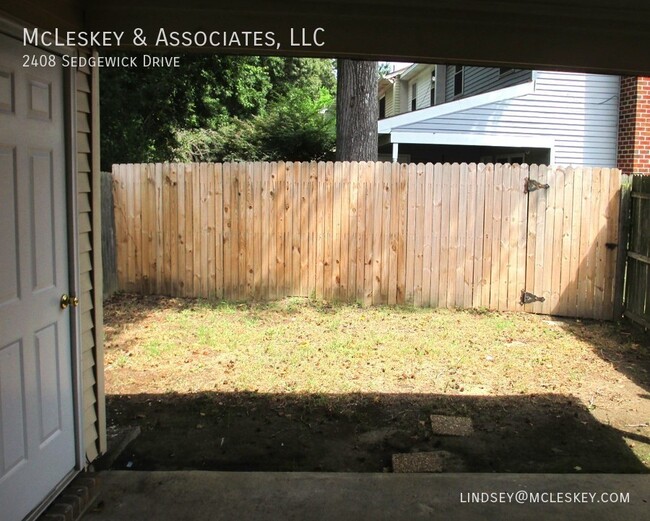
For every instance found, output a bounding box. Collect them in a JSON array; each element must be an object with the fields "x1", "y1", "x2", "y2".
[{"x1": 104, "y1": 293, "x2": 650, "y2": 473}]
